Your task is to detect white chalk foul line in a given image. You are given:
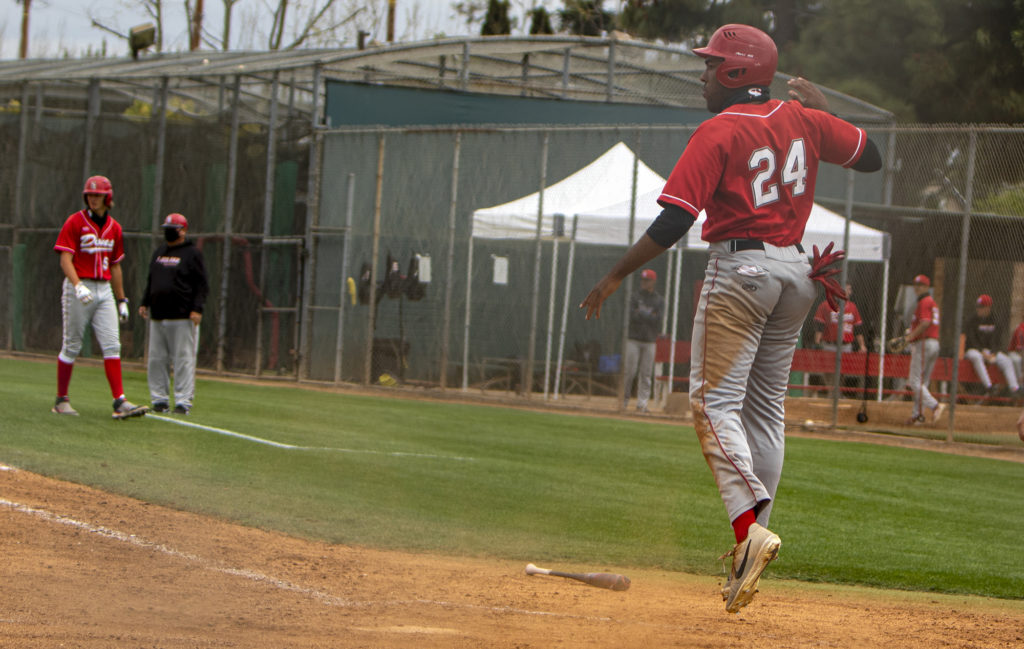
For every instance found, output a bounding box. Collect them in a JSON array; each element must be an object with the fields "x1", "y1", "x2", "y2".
[
  {"x1": 147, "y1": 414, "x2": 475, "y2": 461},
  {"x1": 0, "y1": 497, "x2": 611, "y2": 622}
]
